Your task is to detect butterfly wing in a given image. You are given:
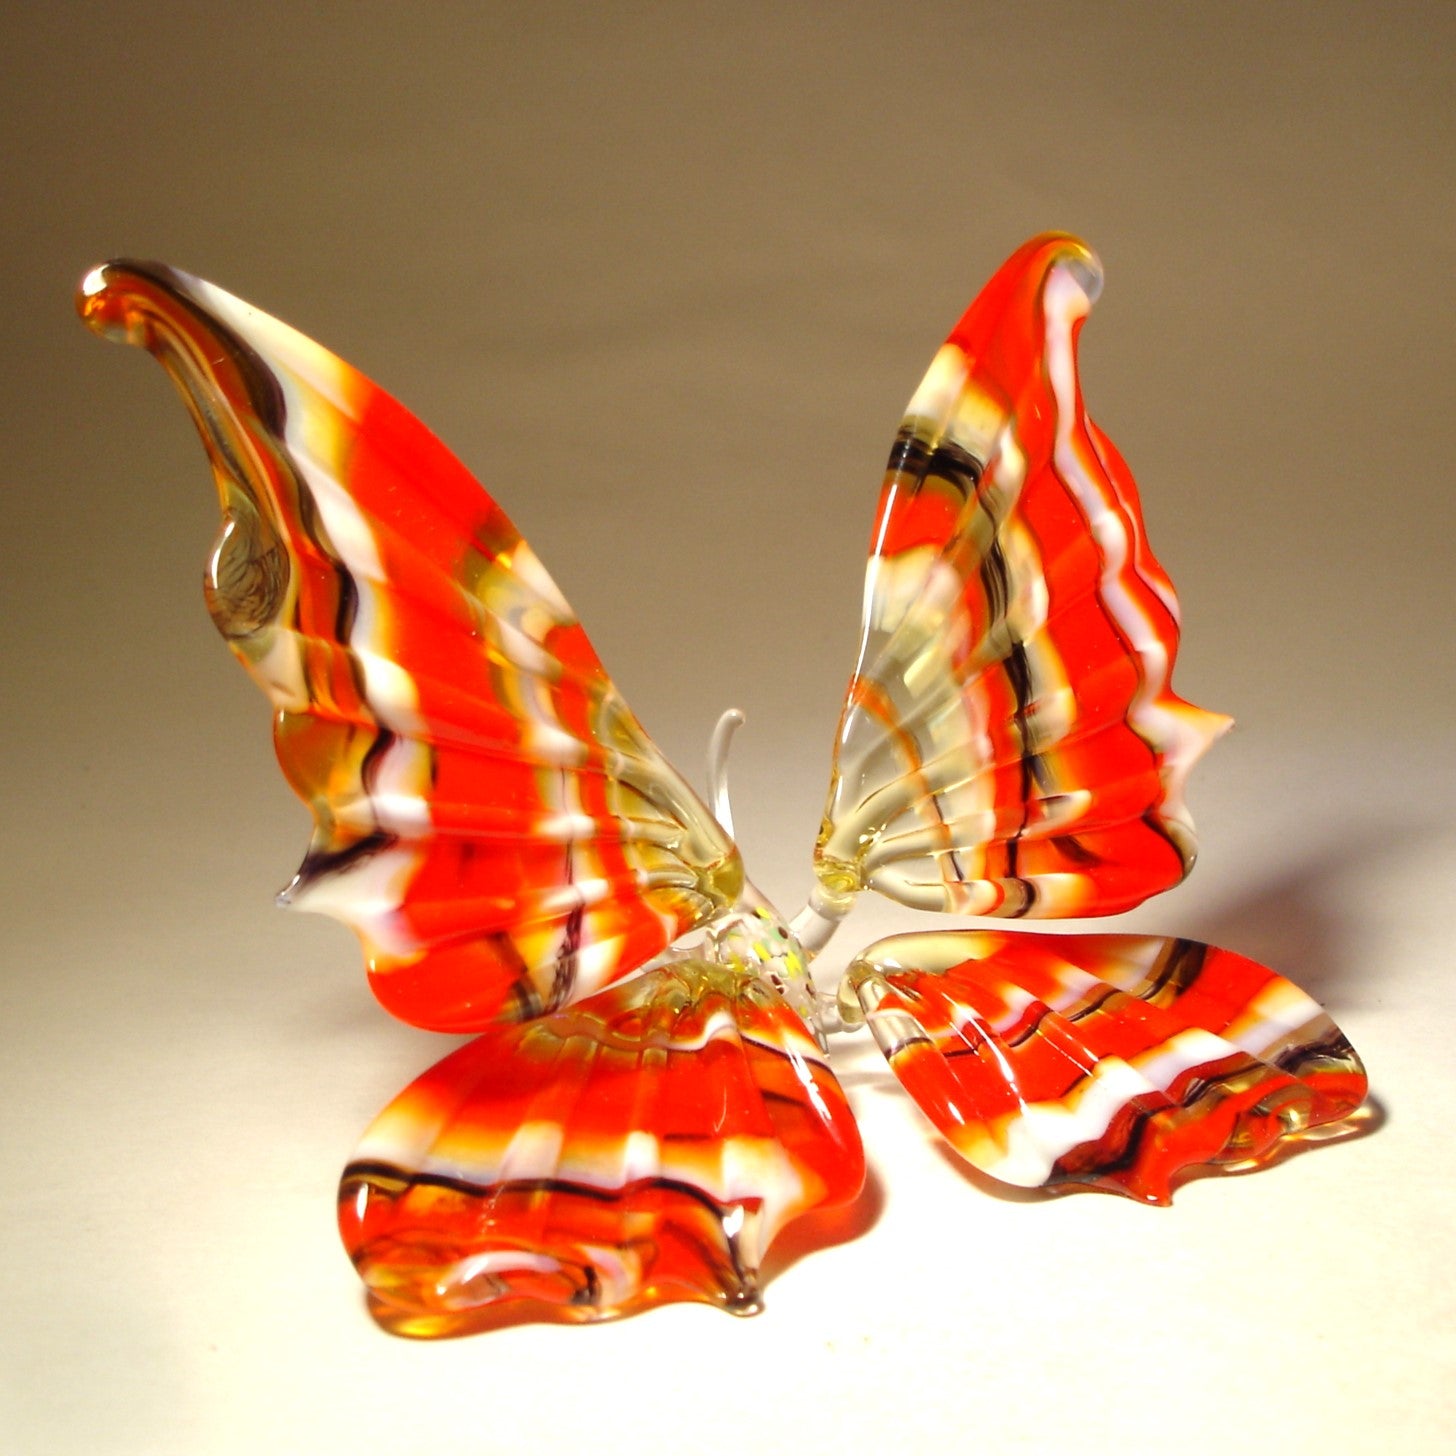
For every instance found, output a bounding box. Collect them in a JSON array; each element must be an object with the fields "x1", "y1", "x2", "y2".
[
  {"x1": 843, "y1": 930, "x2": 1367, "y2": 1204},
  {"x1": 814, "y1": 234, "x2": 1230, "y2": 922},
  {"x1": 338, "y1": 962, "x2": 865, "y2": 1331},
  {"x1": 78, "y1": 263, "x2": 742, "y2": 1030}
]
